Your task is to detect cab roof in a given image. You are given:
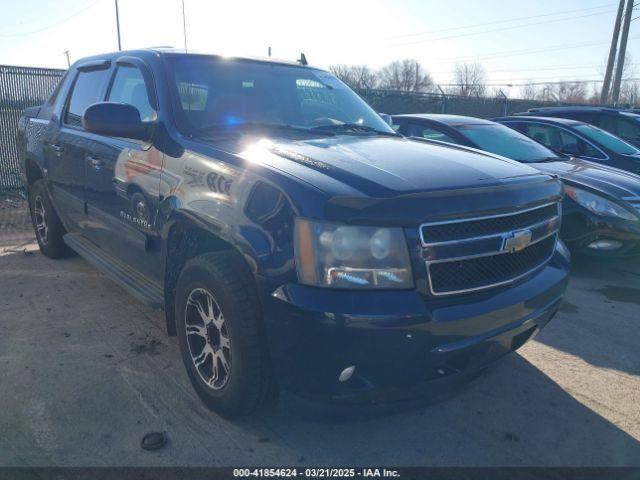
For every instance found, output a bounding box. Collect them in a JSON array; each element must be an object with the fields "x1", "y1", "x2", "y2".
[{"x1": 72, "y1": 47, "x2": 313, "y2": 70}]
